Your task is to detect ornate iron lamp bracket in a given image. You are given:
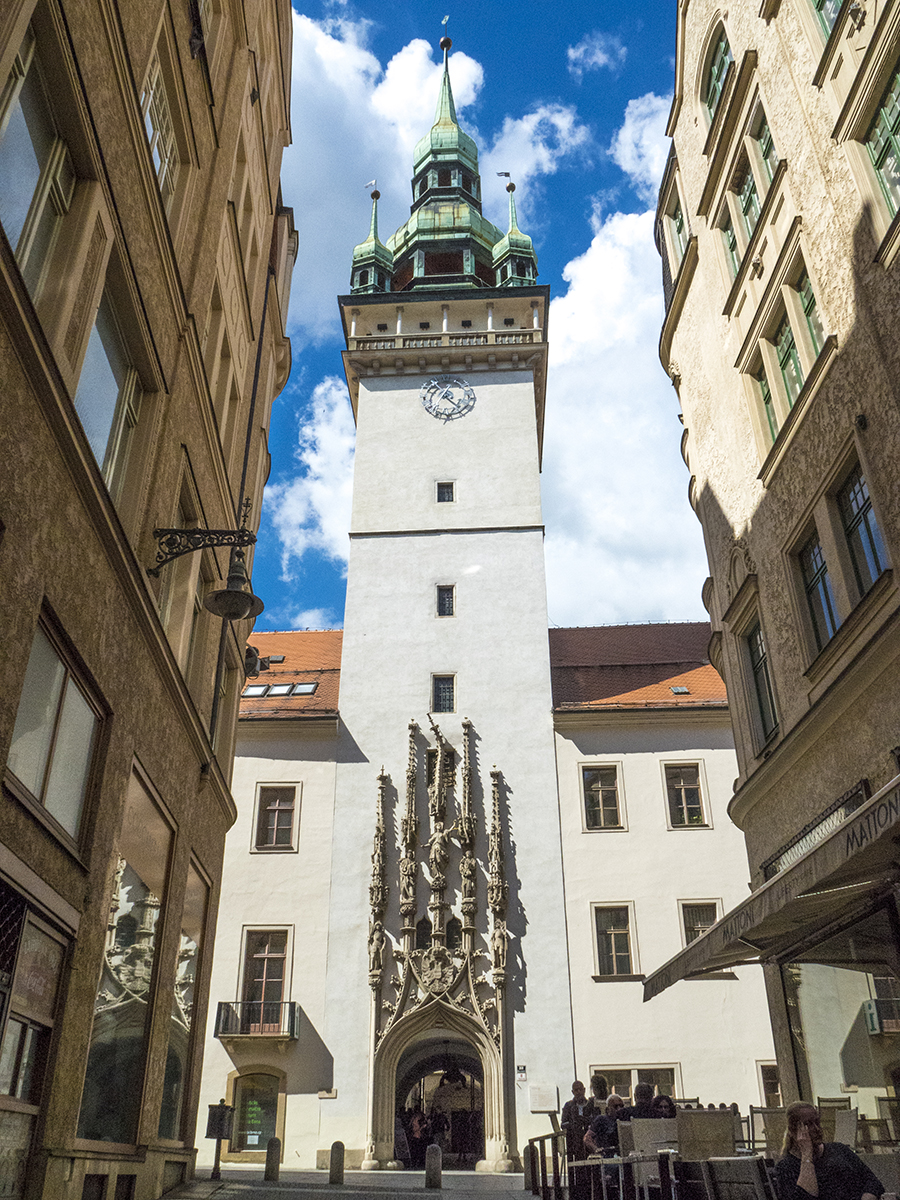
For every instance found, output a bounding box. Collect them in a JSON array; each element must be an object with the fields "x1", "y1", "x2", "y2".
[{"x1": 148, "y1": 527, "x2": 257, "y2": 576}]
